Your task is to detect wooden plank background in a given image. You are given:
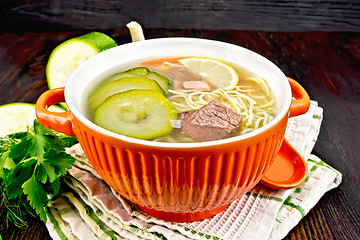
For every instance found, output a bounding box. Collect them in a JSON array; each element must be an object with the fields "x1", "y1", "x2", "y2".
[
  {"x1": 1, "y1": 28, "x2": 360, "y2": 240},
  {"x1": 1, "y1": 0, "x2": 360, "y2": 32}
]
